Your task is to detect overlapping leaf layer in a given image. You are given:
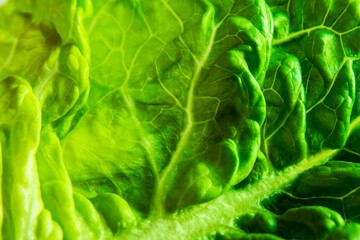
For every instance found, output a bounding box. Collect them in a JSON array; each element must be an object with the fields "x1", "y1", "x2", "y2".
[{"x1": 0, "y1": 0, "x2": 359, "y2": 239}]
